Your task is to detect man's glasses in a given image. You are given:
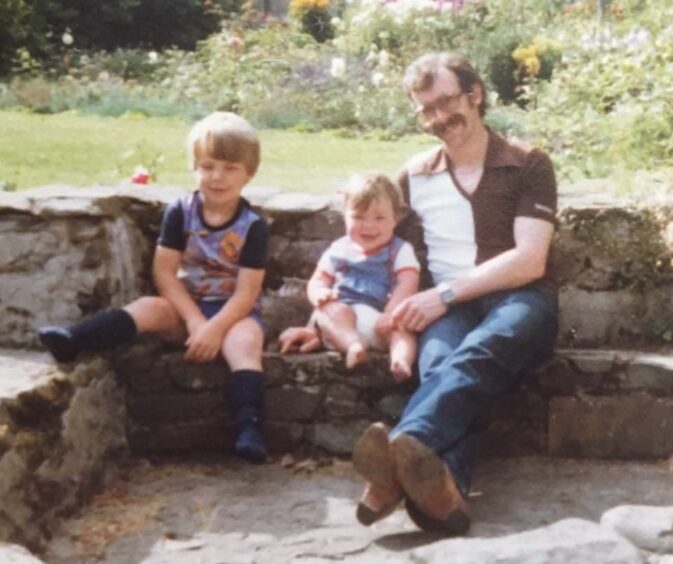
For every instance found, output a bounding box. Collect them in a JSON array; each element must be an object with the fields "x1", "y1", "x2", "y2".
[{"x1": 414, "y1": 91, "x2": 471, "y2": 121}]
